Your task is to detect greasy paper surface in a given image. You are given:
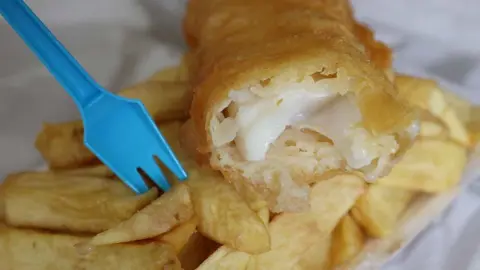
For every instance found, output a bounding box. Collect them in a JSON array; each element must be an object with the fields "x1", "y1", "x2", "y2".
[{"x1": 1, "y1": 0, "x2": 479, "y2": 269}]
